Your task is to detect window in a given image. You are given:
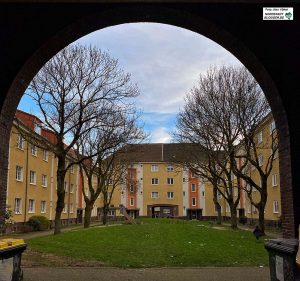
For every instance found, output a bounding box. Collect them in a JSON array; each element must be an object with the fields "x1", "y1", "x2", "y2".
[
  {"x1": 183, "y1": 178, "x2": 186, "y2": 182},
  {"x1": 217, "y1": 190, "x2": 222, "y2": 199},
  {"x1": 272, "y1": 174, "x2": 278, "y2": 187},
  {"x1": 192, "y1": 197, "x2": 196, "y2": 206},
  {"x1": 167, "y1": 164, "x2": 174, "y2": 172},
  {"x1": 258, "y1": 155, "x2": 263, "y2": 167},
  {"x1": 130, "y1": 197, "x2": 134, "y2": 206},
  {"x1": 191, "y1": 172, "x2": 196, "y2": 178},
  {"x1": 31, "y1": 144, "x2": 37, "y2": 156},
  {"x1": 14, "y1": 198, "x2": 22, "y2": 214},
  {"x1": 69, "y1": 203, "x2": 73, "y2": 213},
  {"x1": 17, "y1": 134, "x2": 25, "y2": 150},
  {"x1": 63, "y1": 203, "x2": 67, "y2": 213},
  {"x1": 43, "y1": 150, "x2": 49, "y2": 161},
  {"x1": 29, "y1": 170, "x2": 36, "y2": 185},
  {"x1": 151, "y1": 165, "x2": 159, "y2": 172},
  {"x1": 16, "y1": 165, "x2": 23, "y2": 181},
  {"x1": 151, "y1": 192, "x2": 159, "y2": 198},
  {"x1": 270, "y1": 120, "x2": 276, "y2": 135},
  {"x1": 183, "y1": 191, "x2": 186, "y2": 196},
  {"x1": 34, "y1": 122, "x2": 41, "y2": 134},
  {"x1": 191, "y1": 183, "x2": 196, "y2": 192},
  {"x1": 41, "y1": 174, "x2": 47, "y2": 187},
  {"x1": 226, "y1": 203, "x2": 230, "y2": 213},
  {"x1": 202, "y1": 191, "x2": 205, "y2": 197},
  {"x1": 28, "y1": 199, "x2": 35, "y2": 213},
  {"x1": 257, "y1": 131, "x2": 263, "y2": 144},
  {"x1": 151, "y1": 178, "x2": 159, "y2": 185},
  {"x1": 70, "y1": 183, "x2": 74, "y2": 193},
  {"x1": 167, "y1": 178, "x2": 174, "y2": 185},
  {"x1": 108, "y1": 210, "x2": 115, "y2": 216},
  {"x1": 64, "y1": 182, "x2": 68, "y2": 192},
  {"x1": 41, "y1": 201, "x2": 46, "y2": 213},
  {"x1": 167, "y1": 192, "x2": 174, "y2": 199},
  {"x1": 273, "y1": 201, "x2": 279, "y2": 213},
  {"x1": 70, "y1": 165, "x2": 74, "y2": 173}
]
